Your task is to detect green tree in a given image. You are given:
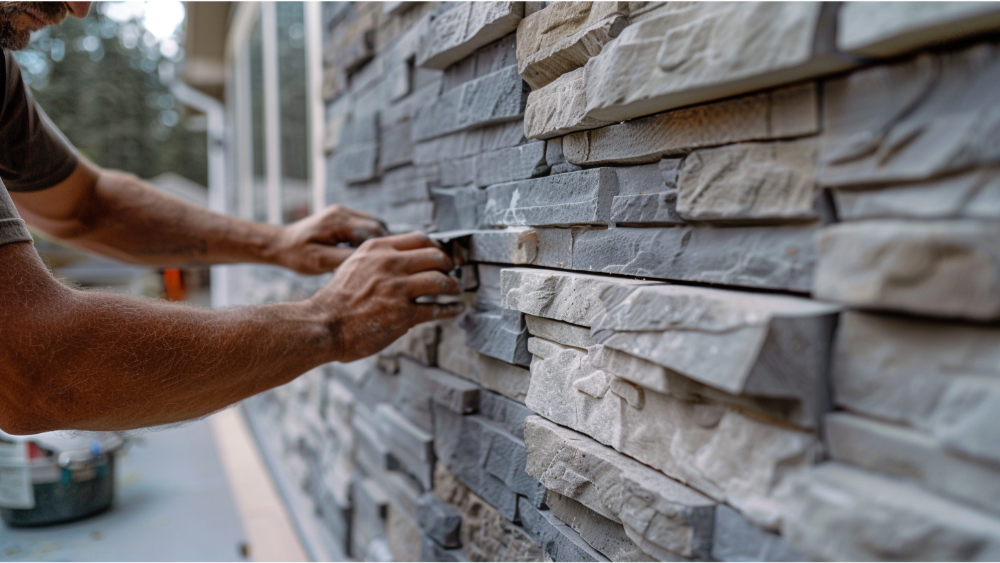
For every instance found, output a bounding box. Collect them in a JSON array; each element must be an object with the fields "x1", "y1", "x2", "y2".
[{"x1": 14, "y1": 3, "x2": 208, "y2": 186}]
